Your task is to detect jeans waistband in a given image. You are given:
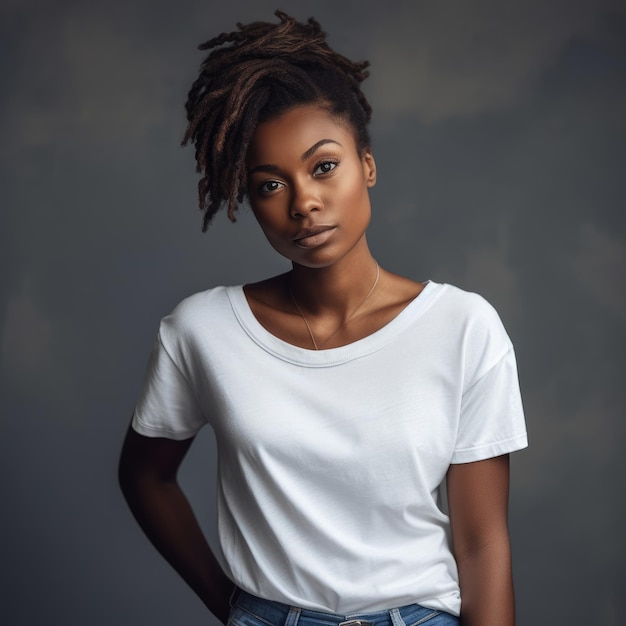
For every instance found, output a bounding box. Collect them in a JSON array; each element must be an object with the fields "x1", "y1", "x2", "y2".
[{"x1": 231, "y1": 588, "x2": 443, "y2": 626}]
